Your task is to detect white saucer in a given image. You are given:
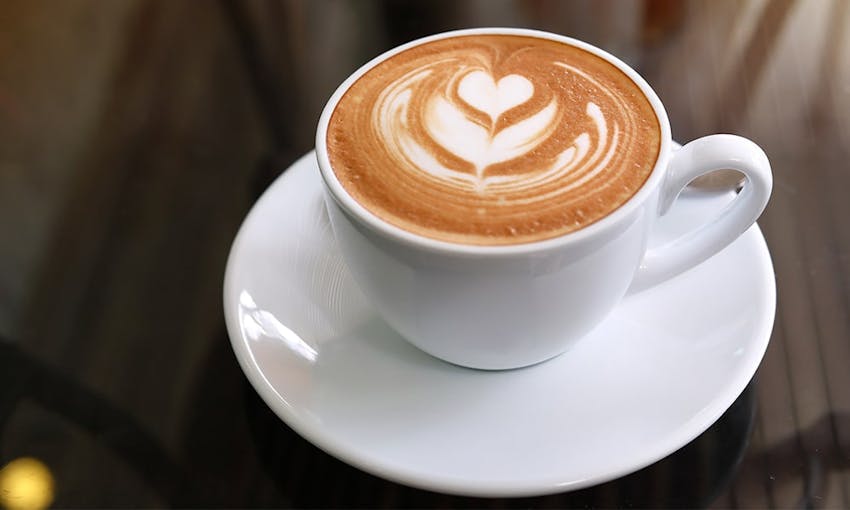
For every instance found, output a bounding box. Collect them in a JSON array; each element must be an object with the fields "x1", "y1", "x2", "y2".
[{"x1": 223, "y1": 151, "x2": 775, "y2": 497}]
